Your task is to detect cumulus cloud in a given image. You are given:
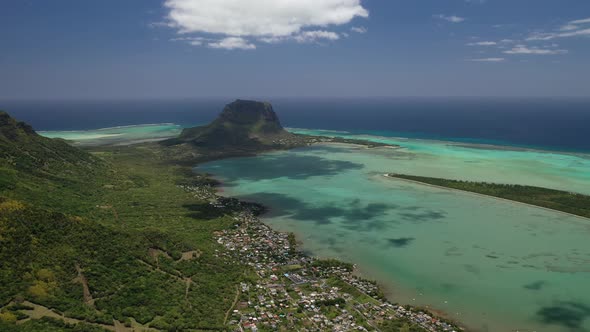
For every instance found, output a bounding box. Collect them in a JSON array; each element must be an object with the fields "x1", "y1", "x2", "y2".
[
  {"x1": 163, "y1": 0, "x2": 368, "y2": 49},
  {"x1": 208, "y1": 37, "x2": 256, "y2": 50},
  {"x1": 503, "y1": 45, "x2": 567, "y2": 55},
  {"x1": 468, "y1": 57, "x2": 505, "y2": 62},
  {"x1": 434, "y1": 14, "x2": 465, "y2": 23},
  {"x1": 294, "y1": 30, "x2": 340, "y2": 43}
]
